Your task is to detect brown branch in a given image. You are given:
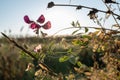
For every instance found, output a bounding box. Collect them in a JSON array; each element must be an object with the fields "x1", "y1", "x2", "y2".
[
  {"x1": 49, "y1": 2, "x2": 120, "y2": 18},
  {"x1": 1, "y1": 32, "x2": 37, "y2": 60}
]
